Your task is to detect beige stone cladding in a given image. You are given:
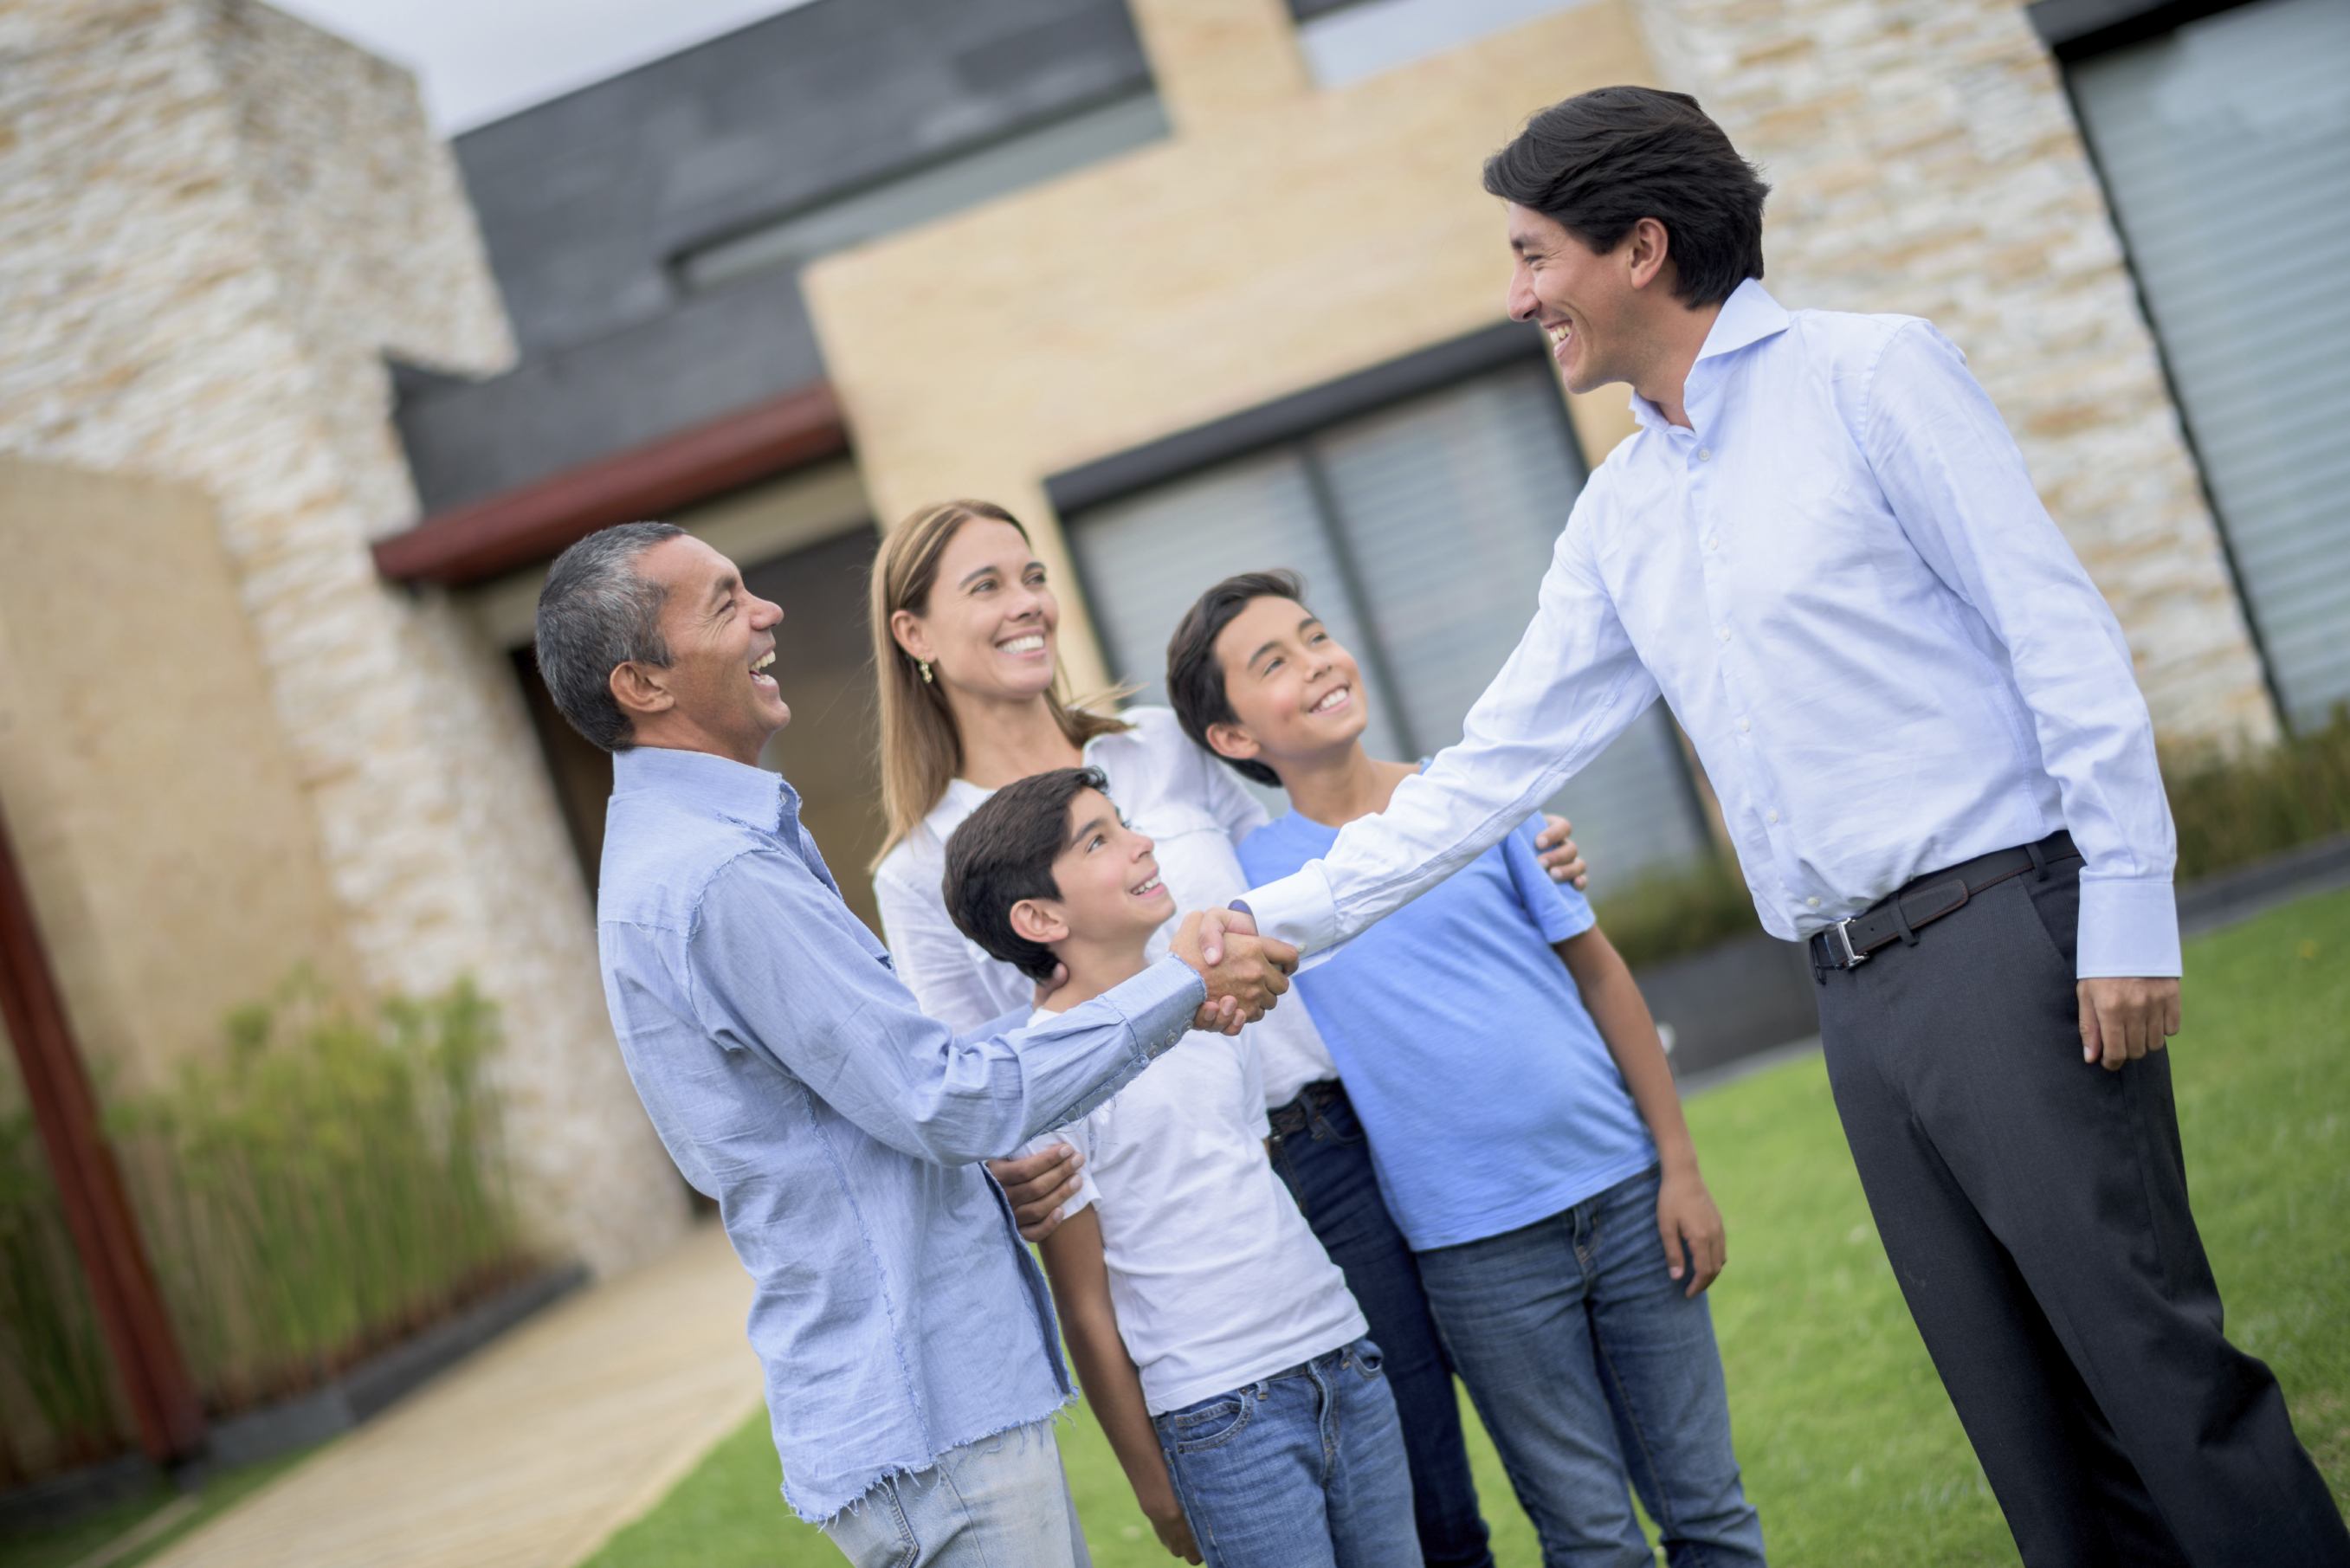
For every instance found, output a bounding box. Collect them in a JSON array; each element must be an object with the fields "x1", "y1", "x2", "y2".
[
  {"x1": 804, "y1": 0, "x2": 1657, "y2": 694},
  {"x1": 0, "y1": 1, "x2": 685, "y2": 1274},
  {"x1": 1633, "y1": 0, "x2": 2277, "y2": 748}
]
